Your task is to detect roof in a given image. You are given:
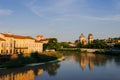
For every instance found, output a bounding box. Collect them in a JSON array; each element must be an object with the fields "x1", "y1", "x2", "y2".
[
  {"x1": 80, "y1": 33, "x2": 85, "y2": 38},
  {"x1": 39, "y1": 38, "x2": 50, "y2": 41},
  {"x1": 88, "y1": 33, "x2": 93, "y2": 36},
  {"x1": 0, "y1": 37, "x2": 5, "y2": 41},
  {"x1": 2, "y1": 33, "x2": 35, "y2": 40},
  {"x1": 36, "y1": 35, "x2": 43, "y2": 37},
  {"x1": 1, "y1": 33, "x2": 13, "y2": 37},
  {"x1": 35, "y1": 38, "x2": 49, "y2": 43},
  {"x1": 35, "y1": 40, "x2": 43, "y2": 43}
]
